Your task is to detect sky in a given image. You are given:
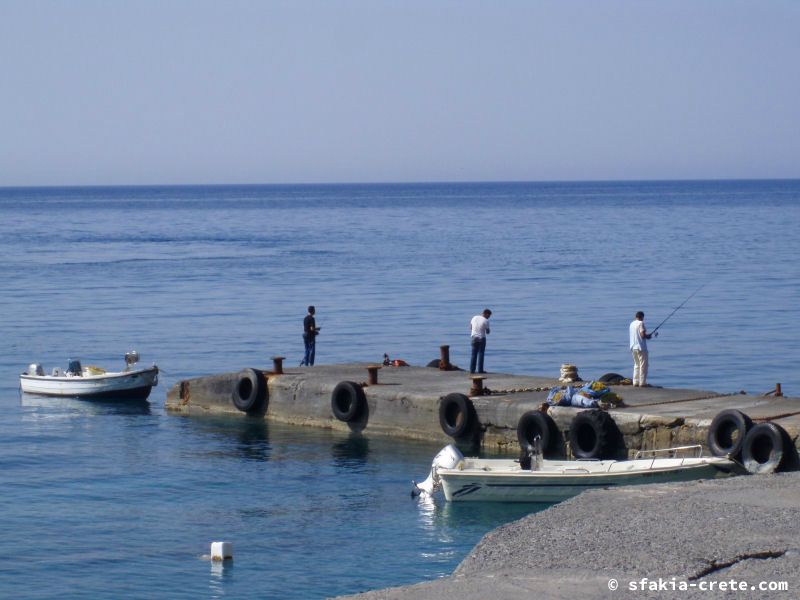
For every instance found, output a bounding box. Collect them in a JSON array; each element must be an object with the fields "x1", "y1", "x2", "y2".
[{"x1": 1, "y1": 0, "x2": 799, "y2": 186}]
